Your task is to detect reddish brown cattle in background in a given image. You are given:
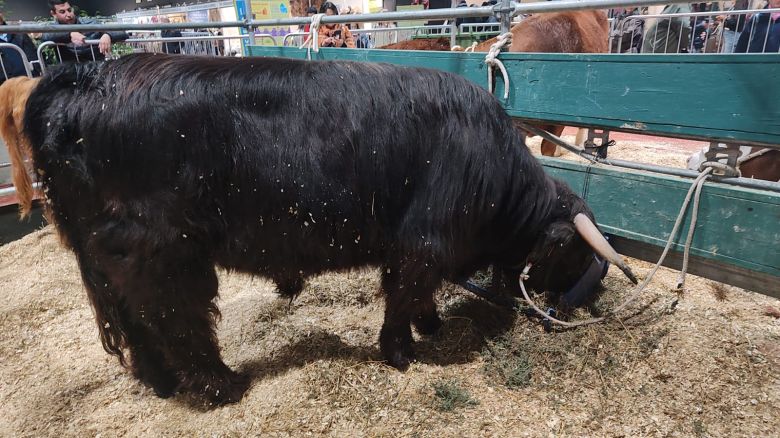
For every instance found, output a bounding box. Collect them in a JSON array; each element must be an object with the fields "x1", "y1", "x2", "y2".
[
  {"x1": 740, "y1": 148, "x2": 780, "y2": 182},
  {"x1": 475, "y1": 10, "x2": 609, "y2": 156},
  {"x1": 379, "y1": 11, "x2": 609, "y2": 157},
  {"x1": 381, "y1": 37, "x2": 451, "y2": 51},
  {"x1": 687, "y1": 146, "x2": 780, "y2": 182}
]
